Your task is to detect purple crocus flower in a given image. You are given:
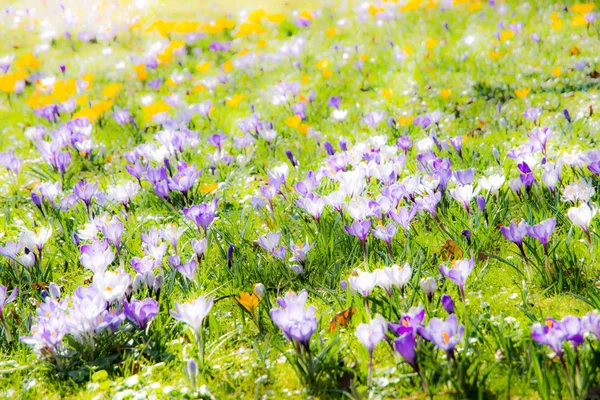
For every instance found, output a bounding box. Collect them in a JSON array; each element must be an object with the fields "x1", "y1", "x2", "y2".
[
  {"x1": 500, "y1": 220, "x2": 529, "y2": 260},
  {"x1": 168, "y1": 162, "x2": 201, "y2": 196},
  {"x1": 582, "y1": 310, "x2": 600, "y2": 340},
  {"x1": 328, "y1": 96, "x2": 341, "y2": 109},
  {"x1": 561, "y1": 316, "x2": 584, "y2": 349},
  {"x1": 394, "y1": 331, "x2": 418, "y2": 370},
  {"x1": 344, "y1": 220, "x2": 371, "y2": 254},
  {"x1": 587, "y1": 161, "x2": 600, "y2": 175},
  {"x1": 372, "y1": 222, "x2": 397, "y2": 259},
  {"x1": 396, "y1": 136, "x2": 413, "y2": 153},
  {"x1": 415, "y1": 192, "x2": 442, "y2": 222},
  {"x1": 73, "y1": 181, "x2": 98, "y2": 211},
  {"x1": 449, "y1": 136, "x2": 464, "y2": 157},
  {"x1": 124, "y1": 298, "x2": 159, "y2": 329},
  {"x1": 389, "y1": 306, "x2": 425, "y2": 336},
  {"x1": 562, "y1": 109, "x2": 571, "y2": 123},
  {"x1": 101, "y1": 218, "x2": 124, "y2": 255},
  {"x1": 289, "y1": 242, "x2": 313, "y2": 264},
  {"x1": 526, "y1": 218, "x2": 556, "y2": 254},
  {"x1": 113, "y1": 109, "x2": 133, "y2": 125},
  {"x1": 522, "y1": 107, "x2": 542, "y2": 124},
  {"x1": 207, "y1": 133, "x2": 228, "y2": 150},
  {"x1": 126, "y1": 161, "x2": 146, "y2": 183},
  {"x1": 79, "y1": 240, "x2": 115, "y2": 274},
  {"x1": 441, "y1": 294, "x2": 455, "y2": 314},
  {"x1": 177, "y1": 258, "x2": 197, "y2": 280},
  {"x1": 363, "y1": 111, "x2": 386, "y2": 128},
  {"x1": 0, "y1": 152, "x2": 21, "y2": 175},
  {"x1": 183, "y1": 198, "x2": 218, "y2": 233},
  {"x1": 531, "y1": 318, "x2": 567, "y2": 358},
  {"x1": 439, "y1": 257, "x2": 475, "y2": 301},
  {"x1": 390, "y1": 206, "x2": 417, "y2": 234},
  {"x1": 454, "y1": 168, "x2": 475, "y2": 185},
  {"x1": 418, "y1": 314, "x2": 465, "y2": 358},
  {"x1": 269, "y1": 290, "x2": 317, "y2": 346}
]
